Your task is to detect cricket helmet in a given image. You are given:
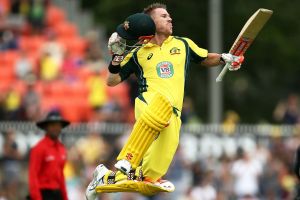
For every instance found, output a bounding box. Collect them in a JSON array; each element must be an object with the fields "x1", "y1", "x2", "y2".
[
  {"x1": 116, "y1": 13, "x2": 156, "y2": 40},
  {"x1": 36, "y1": 111, "x2": 70, "y2": 130}
]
